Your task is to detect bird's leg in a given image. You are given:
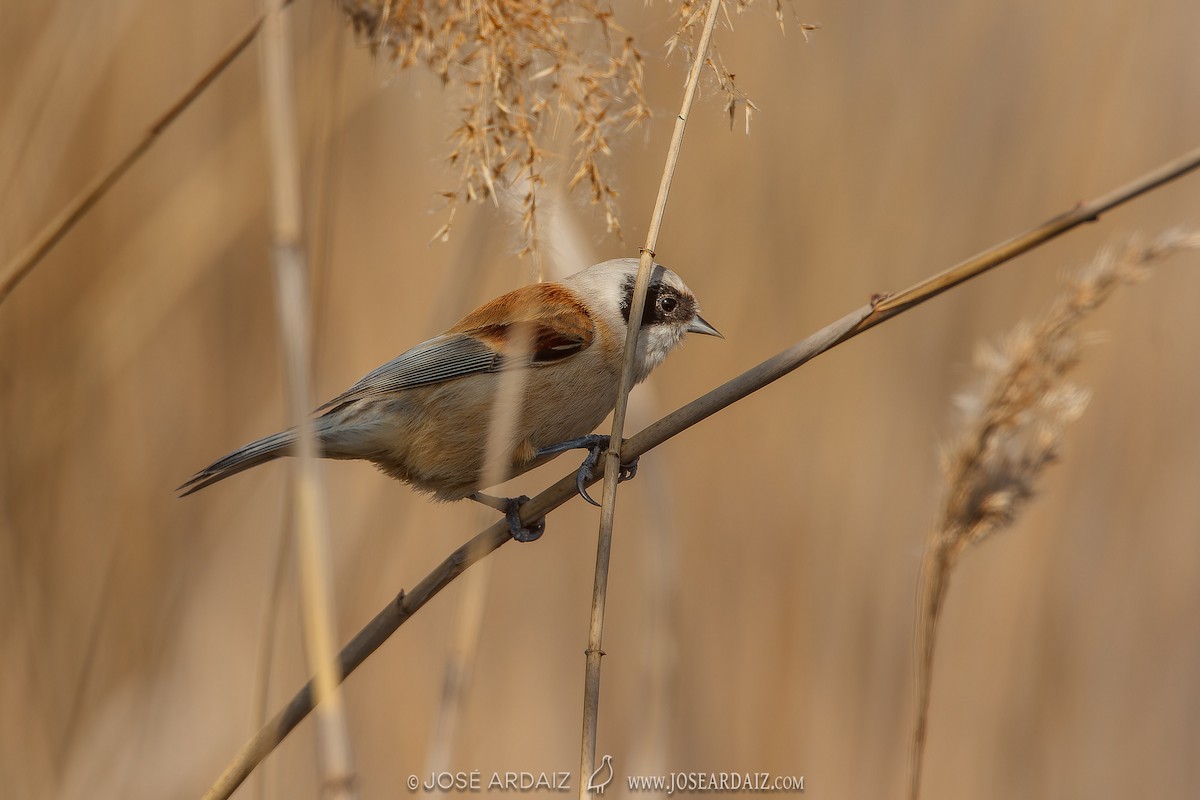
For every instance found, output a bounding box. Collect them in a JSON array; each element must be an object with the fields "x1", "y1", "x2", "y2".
[
  {"x1": 469, "y1": 492, "x2": 545, "y2": 543},
  {"x1": 534, "y1": 434, "x2": 641, "y2": 507}
]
